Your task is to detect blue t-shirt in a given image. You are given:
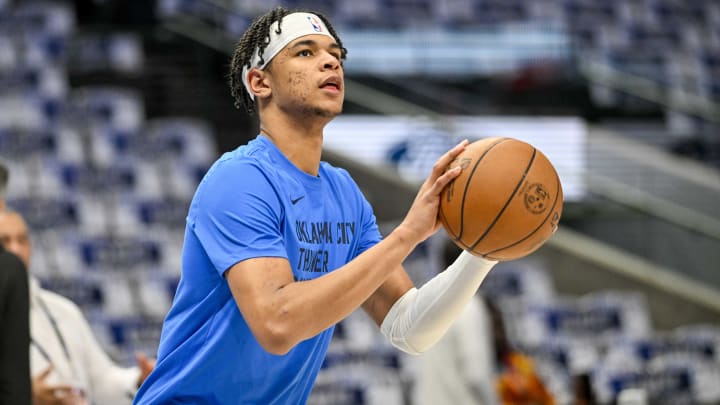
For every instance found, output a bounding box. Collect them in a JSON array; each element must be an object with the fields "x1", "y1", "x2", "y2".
[{"x1": 134, "y1": 136, "x2": 382, "y2": 404}]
